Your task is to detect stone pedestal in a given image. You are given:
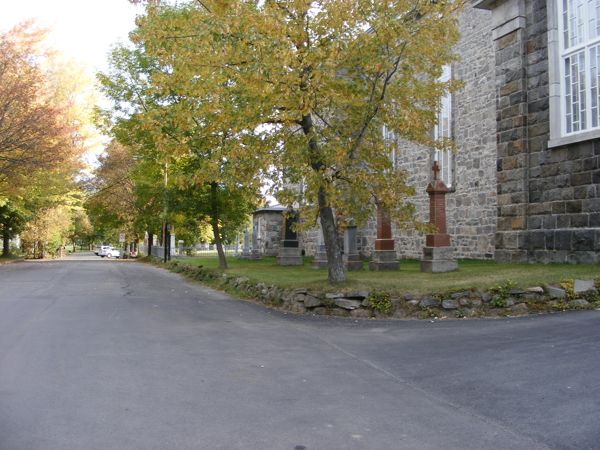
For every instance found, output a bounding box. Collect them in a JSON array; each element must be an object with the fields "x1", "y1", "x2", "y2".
[
  {"x1": 312, "y1": 244, "x2": 328, "y2": 269},
  {"x1": 369, "y1": 250, "x2": 399, "y2": 271},
  {"x1": 249, "y1": 223, "x2": 261, "y2": 259},
  {"x1": 312, "y1": 227, "x2": 328, "y2": 269},
  {"x1": 420, "y1": 246, "x2": 458, "y2": 273},
  {"x1": 278, "y1": 246, "x2": 303, "y2": 265},
  {"x1": 277, "y1": 211, "x2": 302, "y2": 266},
  {"x1": 240, "y1": 227, "x2": 253, "y2": 259},
  {"x1": 344, "y1": 225, "x2": 363, "y2": 270},
  {"x1": 420, "y1": 162, "x2": 458, "y2": 273},
  {"x1": 369, "y1": 207, "x2": 399, "y2": 271}
]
